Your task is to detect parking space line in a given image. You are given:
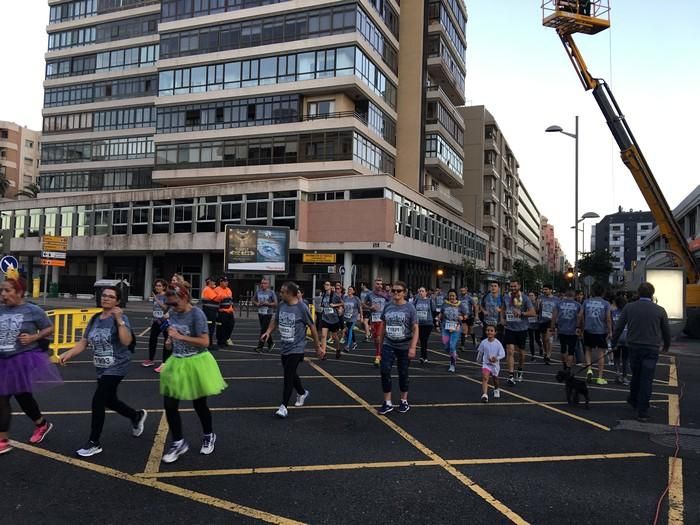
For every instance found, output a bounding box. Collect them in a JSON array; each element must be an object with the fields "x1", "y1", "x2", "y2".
[
  {"x1": 308, "y1": 361, "x2": 530, "y2": 525},
  {"x1": 9, "y1": 441, "x2": 305, "y2": 525},
  {"x1": 137, "y1": 452, "x2": 653, "y2": 479},
  {"x1": 144, "y1": 413, "x2": 169, "y2": 474},
  {"x1": 668, "y1": 357, "x2": 678, "y2": 387},
  {"x1": 668, "y1": 457, "x2": 684, "y2": 525}
]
